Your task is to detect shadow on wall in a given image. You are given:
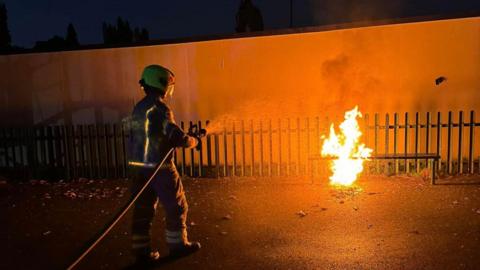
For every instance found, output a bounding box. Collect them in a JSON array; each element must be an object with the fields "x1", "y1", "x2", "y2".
[{"x1": 0, "y1": 52, "x2": 134, "y2": 127}]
